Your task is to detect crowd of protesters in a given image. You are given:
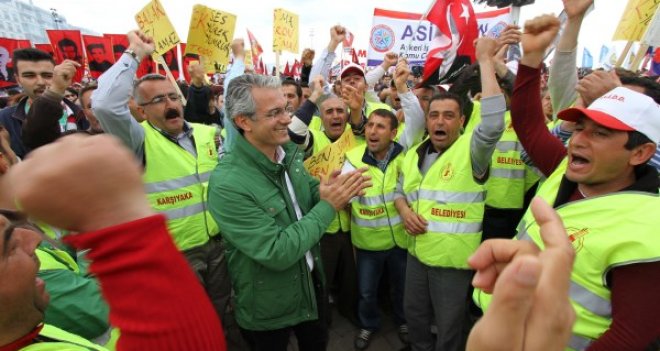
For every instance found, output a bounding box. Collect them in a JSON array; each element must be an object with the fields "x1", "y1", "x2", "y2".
[{"x1": 0, "y1": 0, "x2": 659, "y2": 351}]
